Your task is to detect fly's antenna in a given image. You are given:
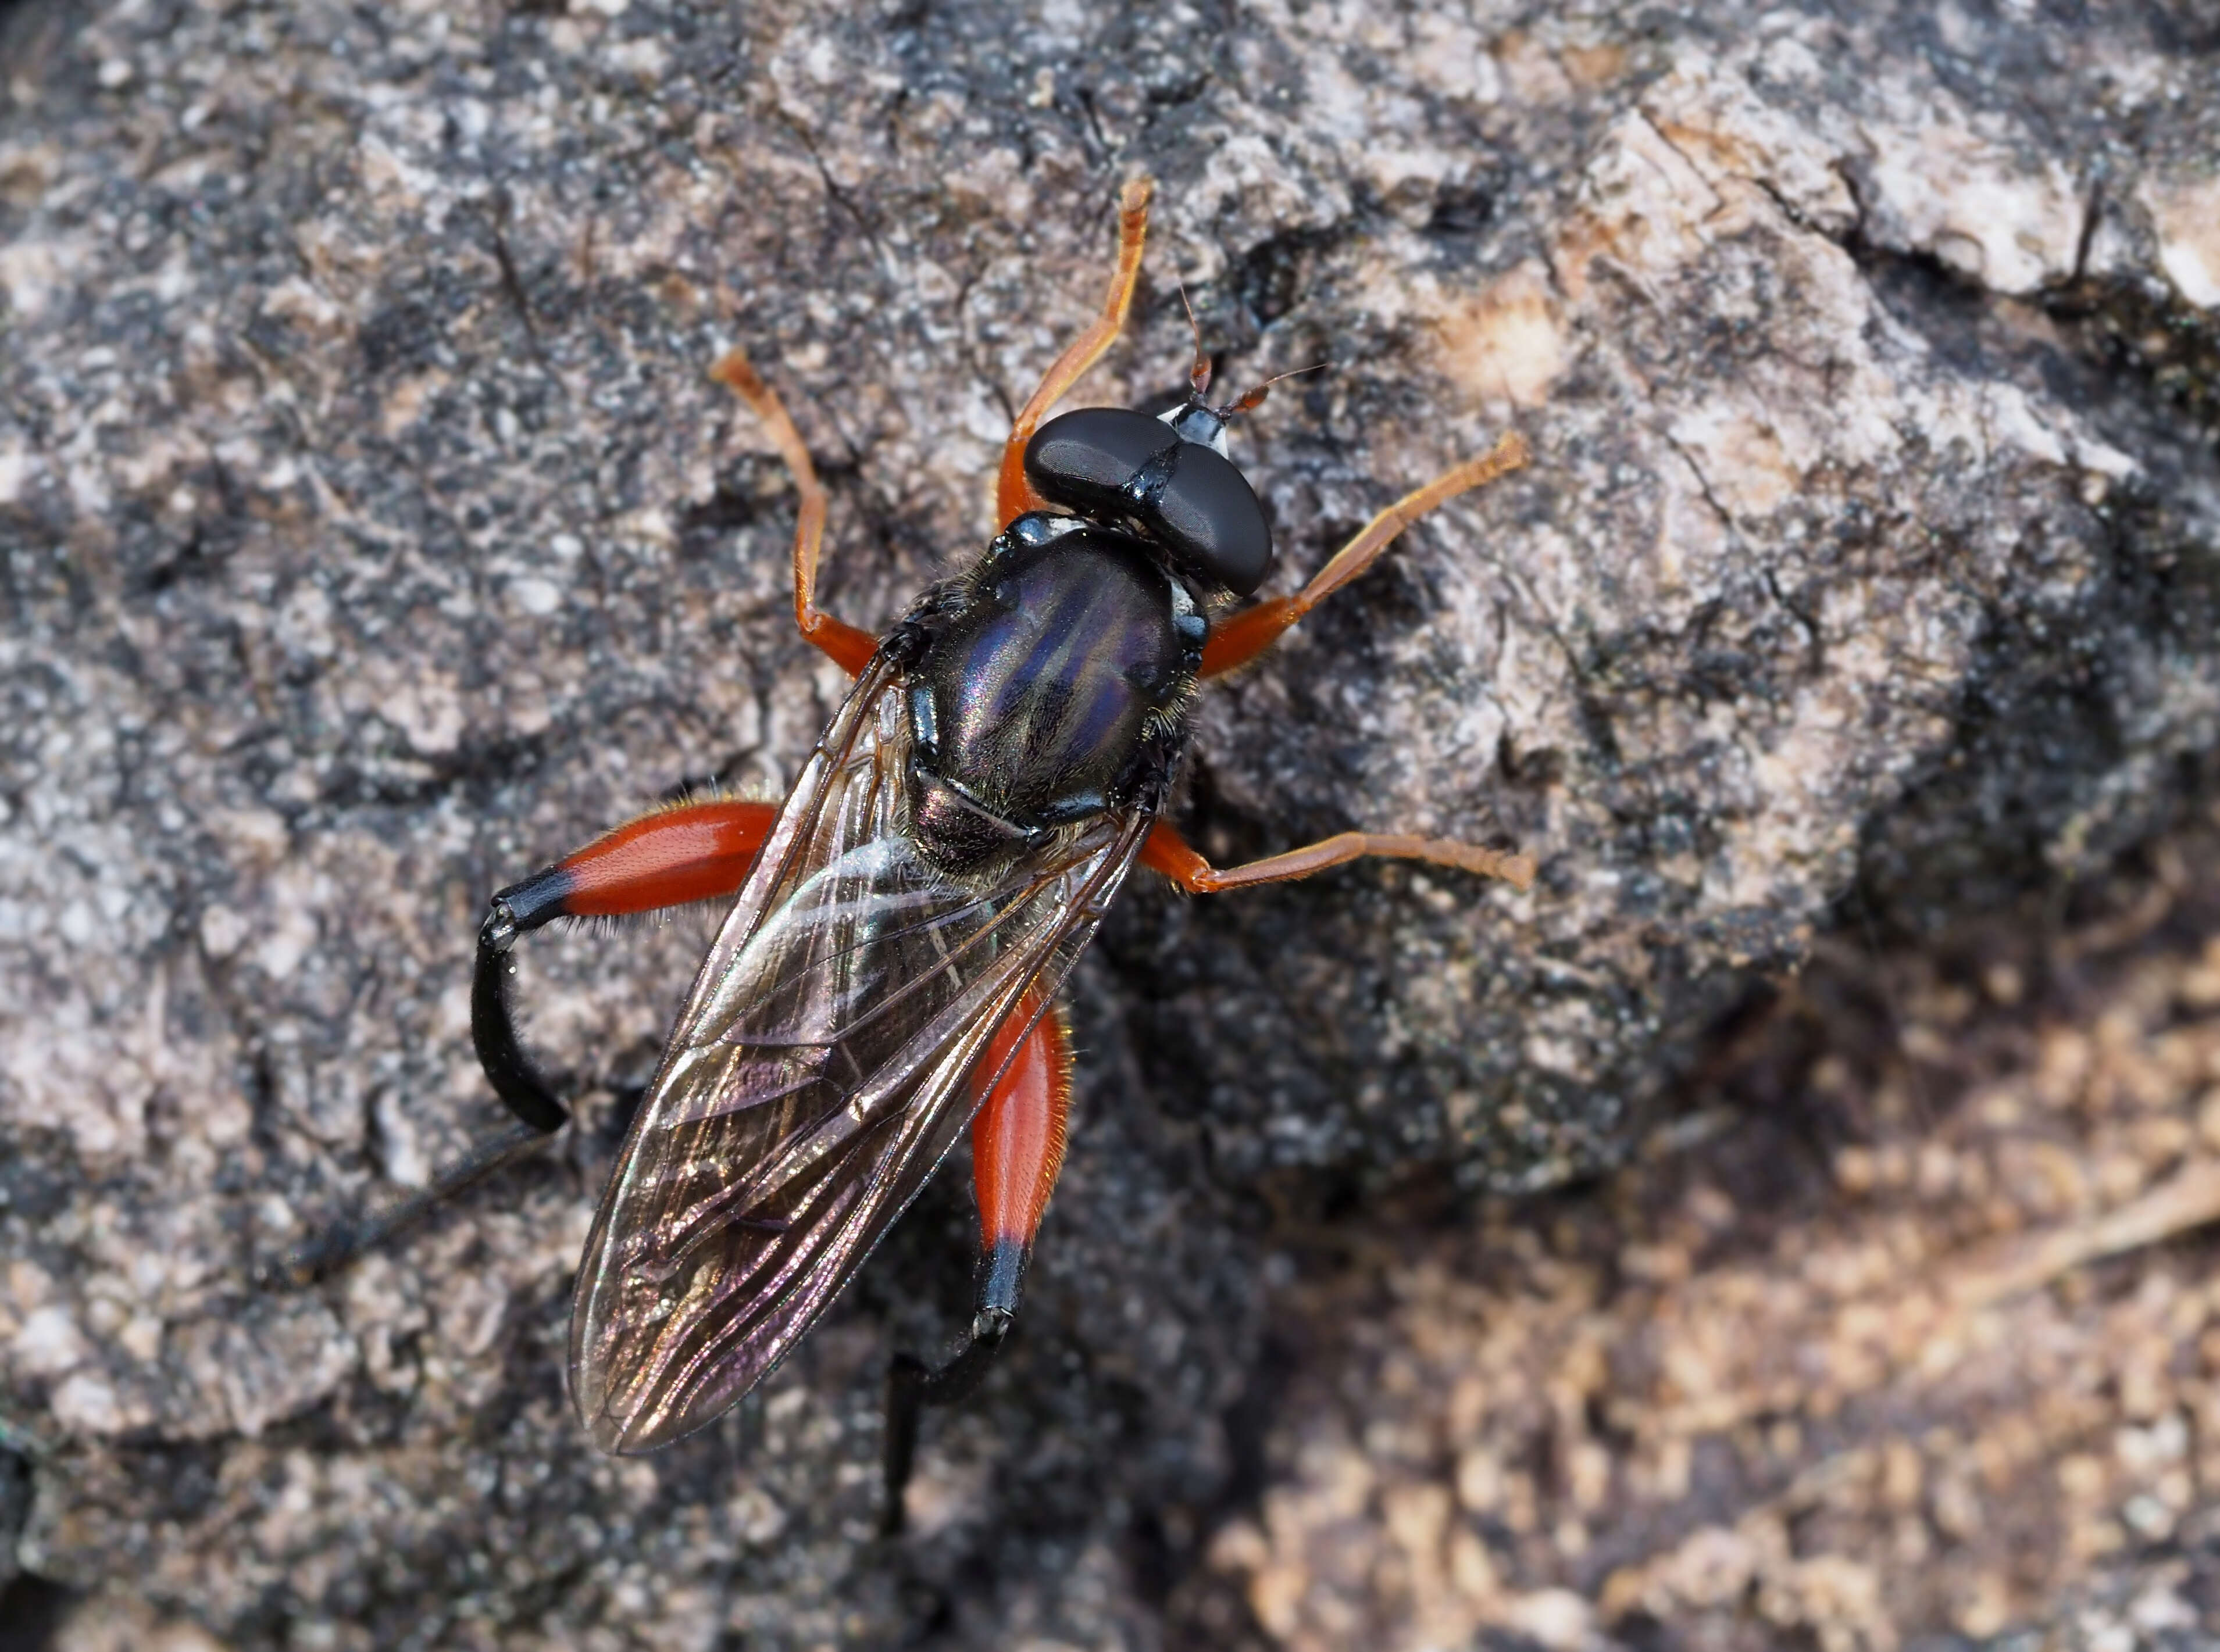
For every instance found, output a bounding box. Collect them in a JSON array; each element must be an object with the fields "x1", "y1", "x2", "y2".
[
  {"x1": 1163, "y1": 287, "x2": 1332, "y2": 448},
  {"x1": 1175, "y1": 281, "x2": 1212, "y2": 401},
  {"x1": 1216, "y1": 359, "x2": 1333, "y2": 423}
]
